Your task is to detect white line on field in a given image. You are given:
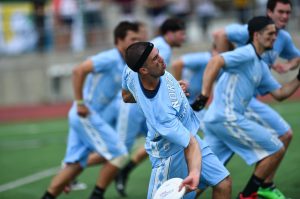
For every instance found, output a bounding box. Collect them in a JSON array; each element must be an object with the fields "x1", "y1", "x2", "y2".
[{"x1": 0, "y1": 166, "x2": 60, "y2": 193}]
